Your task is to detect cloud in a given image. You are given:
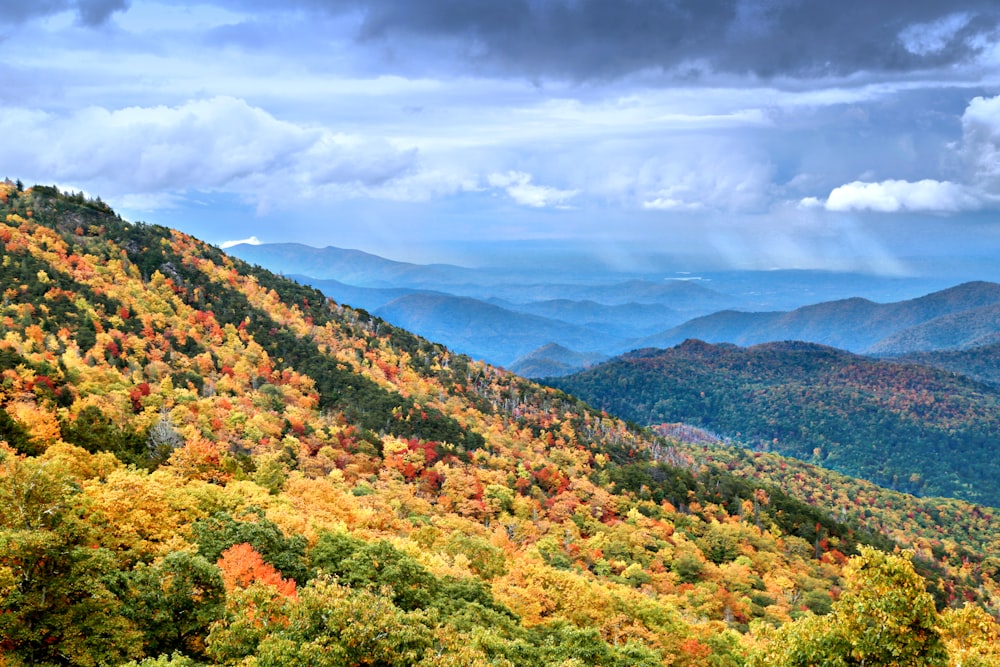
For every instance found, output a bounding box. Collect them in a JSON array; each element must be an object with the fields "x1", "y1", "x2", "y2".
[
  {"x1": 624, "y1": 147, "x2": 775, "y2": 214},
  {"x1": 899, "y1": 12, "x2": 973, "y2": 56},
  {"x1": 77, "y1": 0, "x2": 128, "y2": 25},
  {"x1": 487, "y1": 171, "x2": 578, "y2": 208},
  {"x1": 115, "y1": 191, "x2": 187, "y2": 211},
  {"x1": 230, "y1": 0, "x2": 1000, "y2": 81},
  {"x1": 642, "y1": 197, "x2": 703, "y2": 212},
  {"x1": 823, "y1": 179, "x2": 979, "y2": 212},
  {"x1": 220, "y1": 236, "x2": 261, "y2": 249},
  {"x1": 0, "y1": 96, "x2": 419, "y2": 203},
  {"x1": 815, "y1": 92, "x2": 1000, "y2": 213},
  {"x1": 0, "y1": 0, "x2": 129, "y2": 26},
  {"x1": 960, "y1": 94, "x2": 1000, "y2": 195},
  {"x1": 303, "y1": 134, "x2": 417, "y2": 188}
]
